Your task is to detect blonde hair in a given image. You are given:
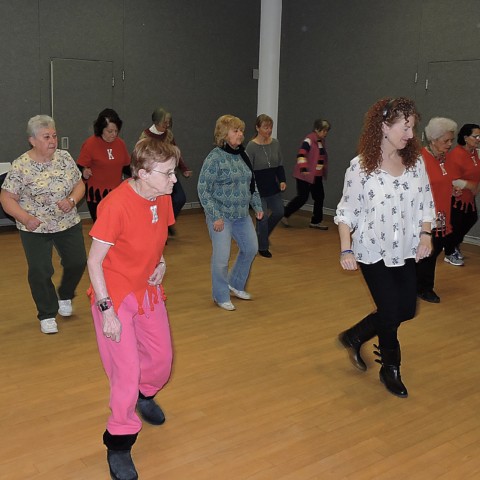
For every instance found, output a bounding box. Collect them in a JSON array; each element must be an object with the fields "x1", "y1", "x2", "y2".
[{"x1": 213, "y1": 115, "x2": 245, "y2": 147}]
